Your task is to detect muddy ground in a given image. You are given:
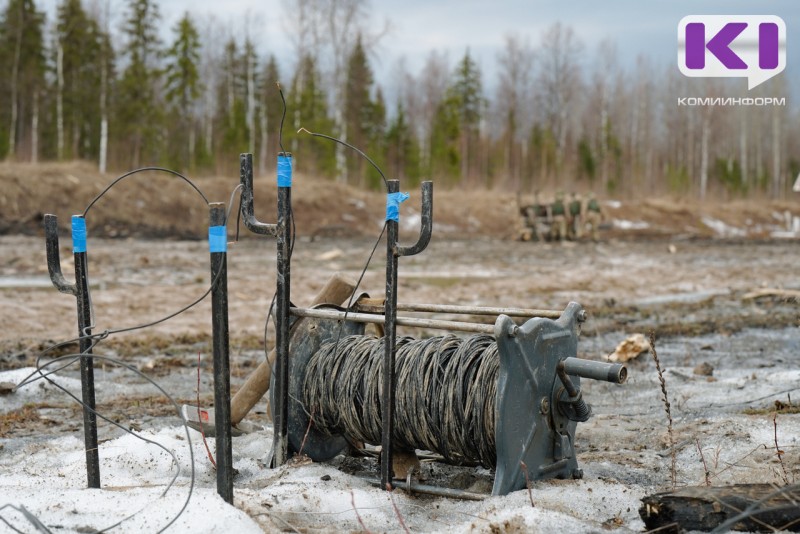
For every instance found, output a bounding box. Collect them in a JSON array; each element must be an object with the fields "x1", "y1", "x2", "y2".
[{"x1": 1, "y1": 162, "x2": 799, "y2": 532}]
